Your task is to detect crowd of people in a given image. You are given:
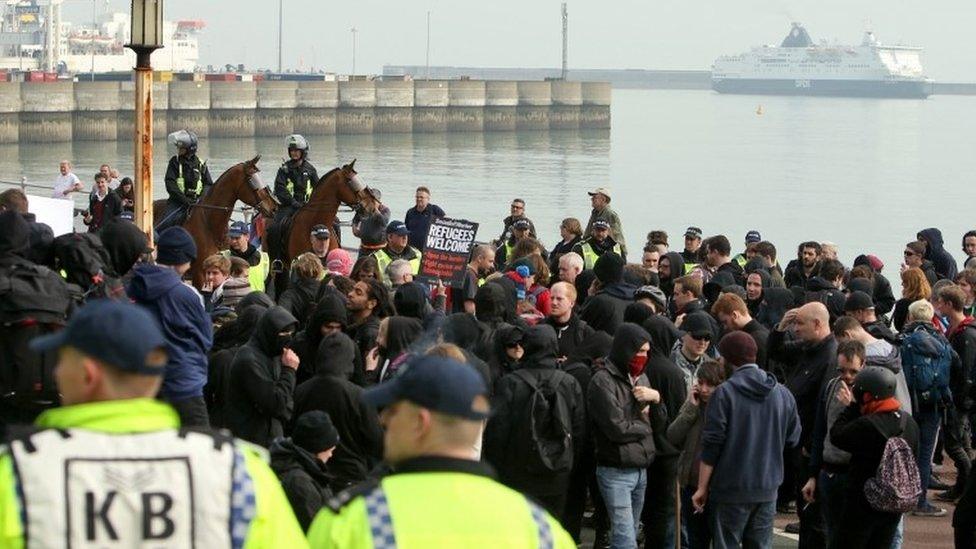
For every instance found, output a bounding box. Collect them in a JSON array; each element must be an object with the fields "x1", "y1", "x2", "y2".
[{"x1": 5, "y1": 140, "x2": 976, "y2": 547}]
